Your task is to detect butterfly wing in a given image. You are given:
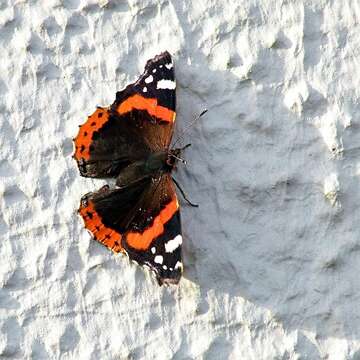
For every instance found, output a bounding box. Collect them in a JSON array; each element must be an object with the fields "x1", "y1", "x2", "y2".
[
  {"x1": 73, "y1": 51, "x2": 176, "y2": 178},
  {"x1": 79, "y1": 174, "x2": 182, "y2": 285},
  {"x1": 112, "y1": 51, "x2": 176, "y2": 149},
  {"x1": 78, "y1": 181, "x2": 148, "y2": 254},
  {"x1": 122, "y1": 174, "x2": 182, "y2": 285}
]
